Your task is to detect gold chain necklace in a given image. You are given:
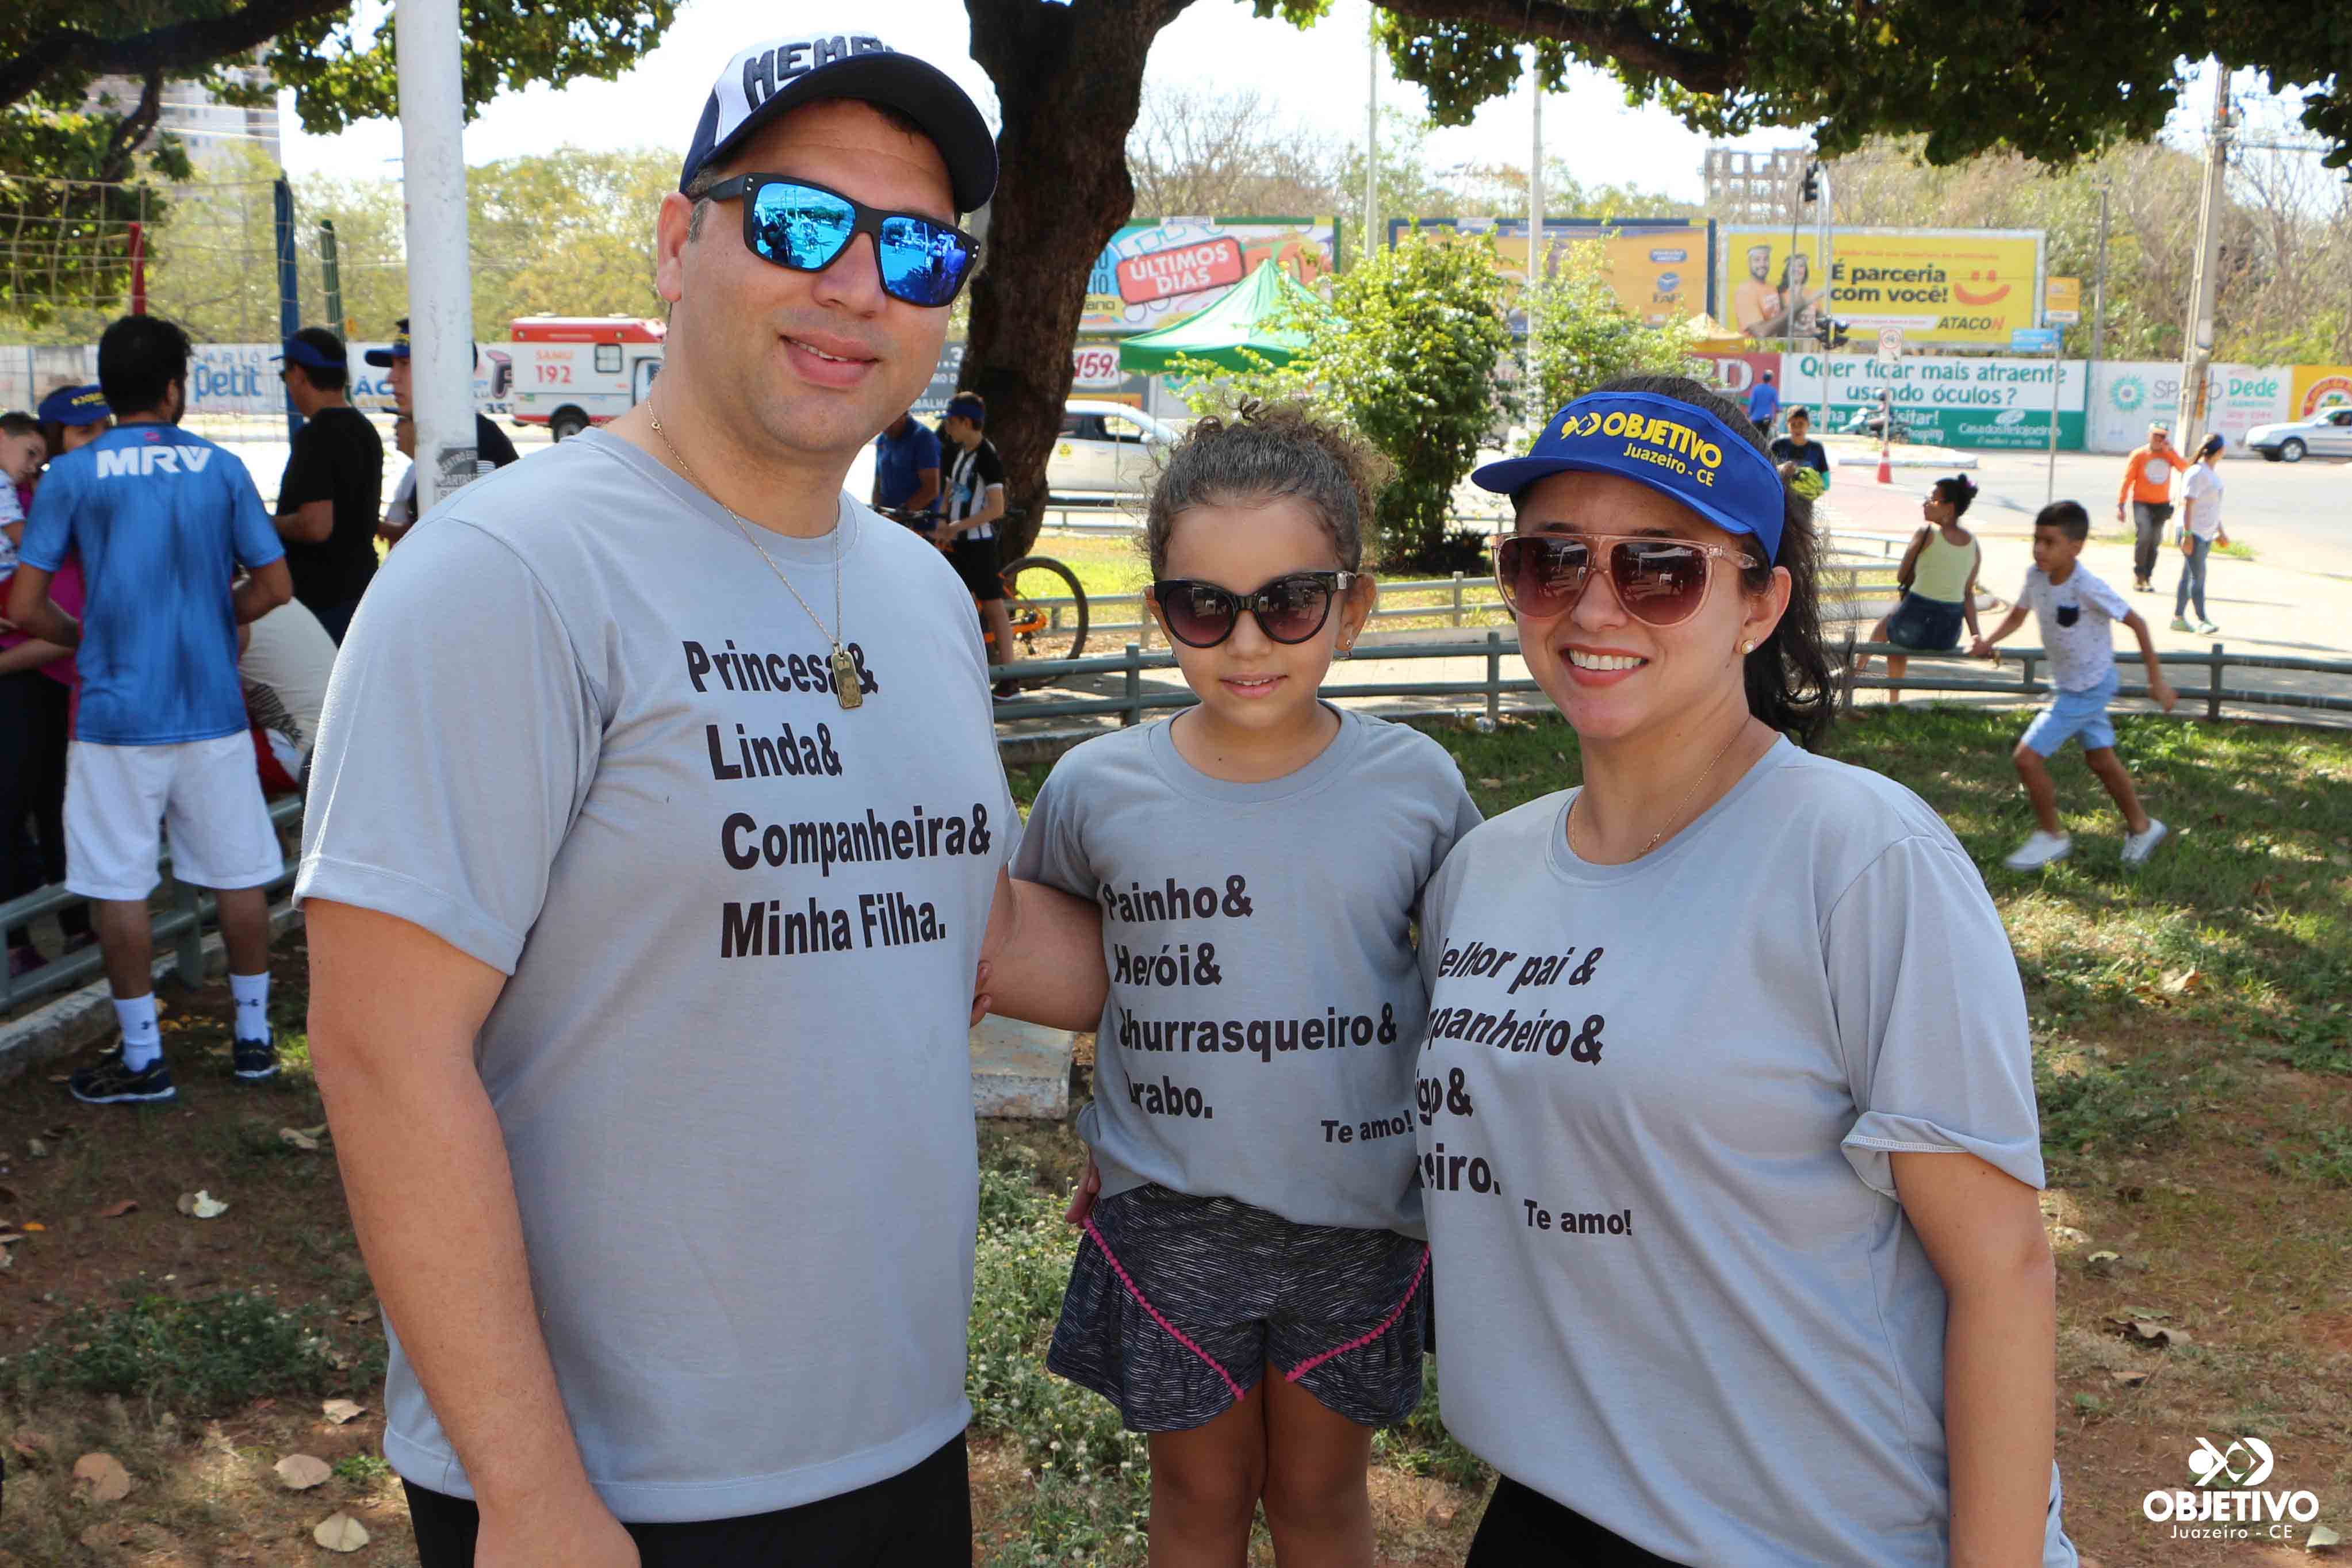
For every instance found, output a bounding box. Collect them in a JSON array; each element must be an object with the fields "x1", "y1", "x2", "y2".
[
  {"x1": 649, "y1": 411, "x2": 863, "y2": 711},
  {"x1": 1570, "y1": 724, "x2": 1747, "y2": 861}
]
